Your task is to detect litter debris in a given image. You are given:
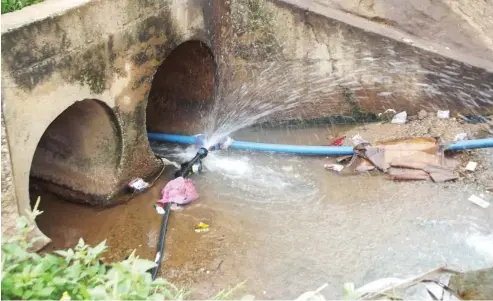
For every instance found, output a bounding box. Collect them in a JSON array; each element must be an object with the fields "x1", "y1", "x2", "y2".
[
  {"x1": 127, "y1": 178, "x2": 149, "y2": 192},
  {"x1": 423, "y1": 164, "x2": 459, "y2": 183},
  {"x1": 351, "y1": 134, "x2": 368, "y2": 146},
  {"x1": 169, "y1": 203, "x2": 183, "y2": 212},
  {"x1": 328, "y1": 136, "x2": 345, "y2": 146},
  {"x1": 355, "y1": 266, "x2": 493, "y2": 301},
  {"x1": 468, "y1": 195, "x2": 490, "y2": 208},
  {"x1": 343, "y1": 155, "x2": 375, "y2": 174},
  {"x1": 378, "y1": 109, "x2": 397, "y2": 121},
  {"x1": 195, "y1": 222, "x2": 210, "y2": 233},
  {"x1": 336, "y1": 155, "x2": 352, "y2": 163},
  {"x1": 355, "y1": 163, "x2": 375, "y2": 173},
  {"x1": 454, "y1": 133, "x2": 468, "y2": 142},
  {"x1": 342, "y1": 137, "x2": 460, "y2": 183},
  {"x1": 154, "y1": 203, "x2": 166, "y2": 215},
  {"x1": 465, "y1": 161, "x2": 478, "y2": 171},
  {"x1": 324, "y1": 163, "x2": 344, "y2": 172},
  {"x1": 391, "y1": 111, "x2": 407, "y2": 124},
  {"x1": 160, "y1": 157, "x2": 181, "y2": 169},
  {"x1": 378, "y1": 109, "x2": 397, "y2": 116},
  {"x1": 156, "y1": 176, "x2": 199, "y2": 206},
  {"x1": 363, "y1": 147, "x2": 389, "y2": 171},
  {"x1": 390, "y1": 152, "x2": 441, "y2": 170},
  {"x1": 437, "y1": 110, "x2": 450, "y2": 119},
  {"x1": 388, "y1": 168, "x2": 430, "y2": 181}
]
